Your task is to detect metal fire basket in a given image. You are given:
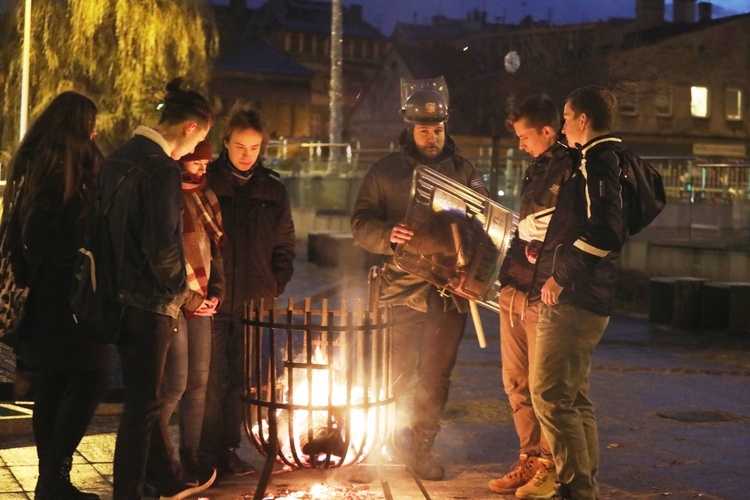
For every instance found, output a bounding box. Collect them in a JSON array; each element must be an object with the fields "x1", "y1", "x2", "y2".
[{"x1": 243, "y1": 297, "x2": 394, "y2": 474}]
